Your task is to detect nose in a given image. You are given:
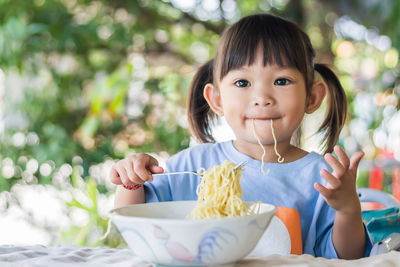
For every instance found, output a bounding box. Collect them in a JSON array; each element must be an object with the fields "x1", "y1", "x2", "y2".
[
  {"x1": 251, "y1": 89, "x2": 274, "y2": 107},
  {"x1": 252, "y1": 98, "x2": 272, "y2": 107}
]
